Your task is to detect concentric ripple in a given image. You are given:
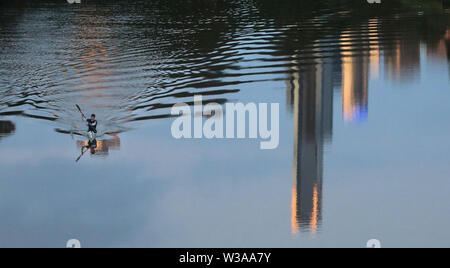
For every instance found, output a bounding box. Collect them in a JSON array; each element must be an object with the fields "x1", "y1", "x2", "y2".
[{"x1": 0, "y1": 0, "x2": 449, "y2": 136}]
